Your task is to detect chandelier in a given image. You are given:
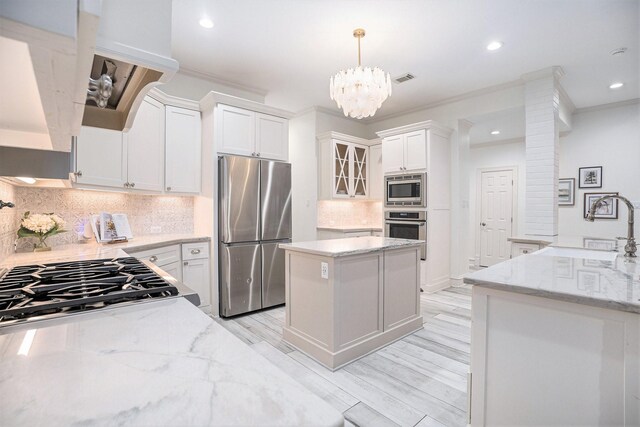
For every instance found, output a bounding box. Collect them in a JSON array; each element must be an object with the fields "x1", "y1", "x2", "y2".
[{"x1": 329, "y1": 28, "x2": 392, "y2": 119}]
